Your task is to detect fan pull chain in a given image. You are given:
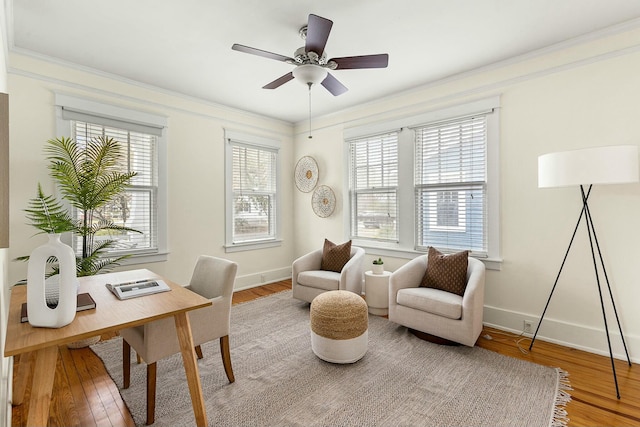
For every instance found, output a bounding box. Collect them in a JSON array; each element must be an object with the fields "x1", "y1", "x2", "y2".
[{"x1": 307, "y1": 83, "x2": 313, "y2": 139}]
